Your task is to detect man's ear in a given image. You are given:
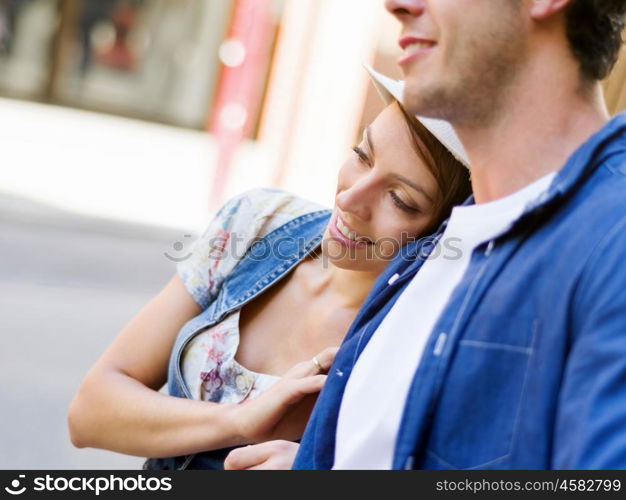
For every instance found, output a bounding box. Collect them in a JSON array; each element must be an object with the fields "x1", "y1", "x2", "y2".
[{"x1": 530, "y1": 0, "x2": 571, "y2": 20}]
